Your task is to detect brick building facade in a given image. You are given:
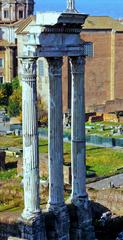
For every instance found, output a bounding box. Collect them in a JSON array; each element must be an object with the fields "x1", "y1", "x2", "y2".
[
  {"x1": 0, "y1": 0, "x2": 34, "y2": 84},
  {"x1": 1, "y1": 7, "x2": 123, "y2": 113},
  {"x1": 62, "y1": 16, "x2": 123, "y2": 113}
]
